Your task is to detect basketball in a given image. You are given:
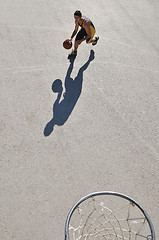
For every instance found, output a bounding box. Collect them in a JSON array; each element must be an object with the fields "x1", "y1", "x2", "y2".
[{"x1": 63, "y1": 39, "x2": 72, "y2": 50}]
